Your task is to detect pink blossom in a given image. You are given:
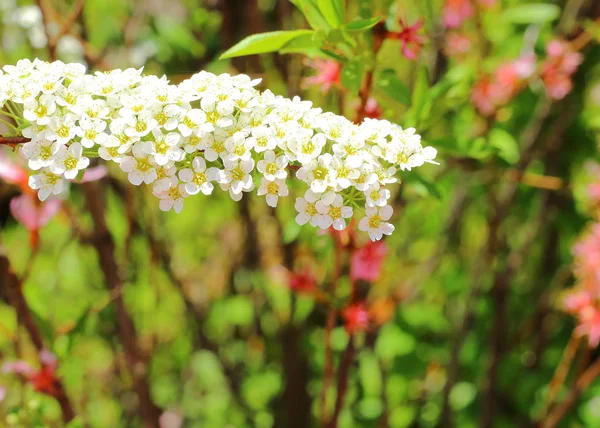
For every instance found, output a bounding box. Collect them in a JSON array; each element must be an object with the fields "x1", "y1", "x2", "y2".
[
  {"x1": 564, "y1": 289, "x2": 594, "y2": 314},
  {"x1": 288, "y1": 270, "x2": 317, "y2": 294},
  {"x1": 0, "y1": 149, "x2": 28, "y2": 187},
  {"x1": 541, "y1": 39, "x2": 583, "y2": 100},
  {"x1": 351, "y1": 241, "x2": 387, "y2": 282},
  {"x1": 471, "y1": 76, "x2": 504, "y2": 116},
  {"x1": 363, "y1": 98, "x2": 383, "y2": 119},
  {"x1": 303, "y1": 59, "x2": 342, "y2": 93},
  {"x1": 10, "y1": 194, "x2": 61, "y2": 231},
  {"x1": 575, "y1": 306, "x2": 600, "y2": 347},
  {"x1": 0, "y1": 386, "x2": 5, "y2": 403},
  {"x1": 572, "y1": 224, "x2": 600, "y2": 293},
  {"x1": 76, "y1": 165, "x2": 108, "y2": 183},
  {"x1": 2, "y1": 360, "x2": 35, "y2": 376},
  {"x1": 342, "y1": 303, "x2": 370, "y2": 333},
  {"x1": 443, "y1": 0, "x2": 473, "y2": 29},
  {"x1": 444, "y1": 32, "x2": 472, "y2": 56},
  {"x1": 387, "y1": 19, "x2": 426, "y2": 60}
]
